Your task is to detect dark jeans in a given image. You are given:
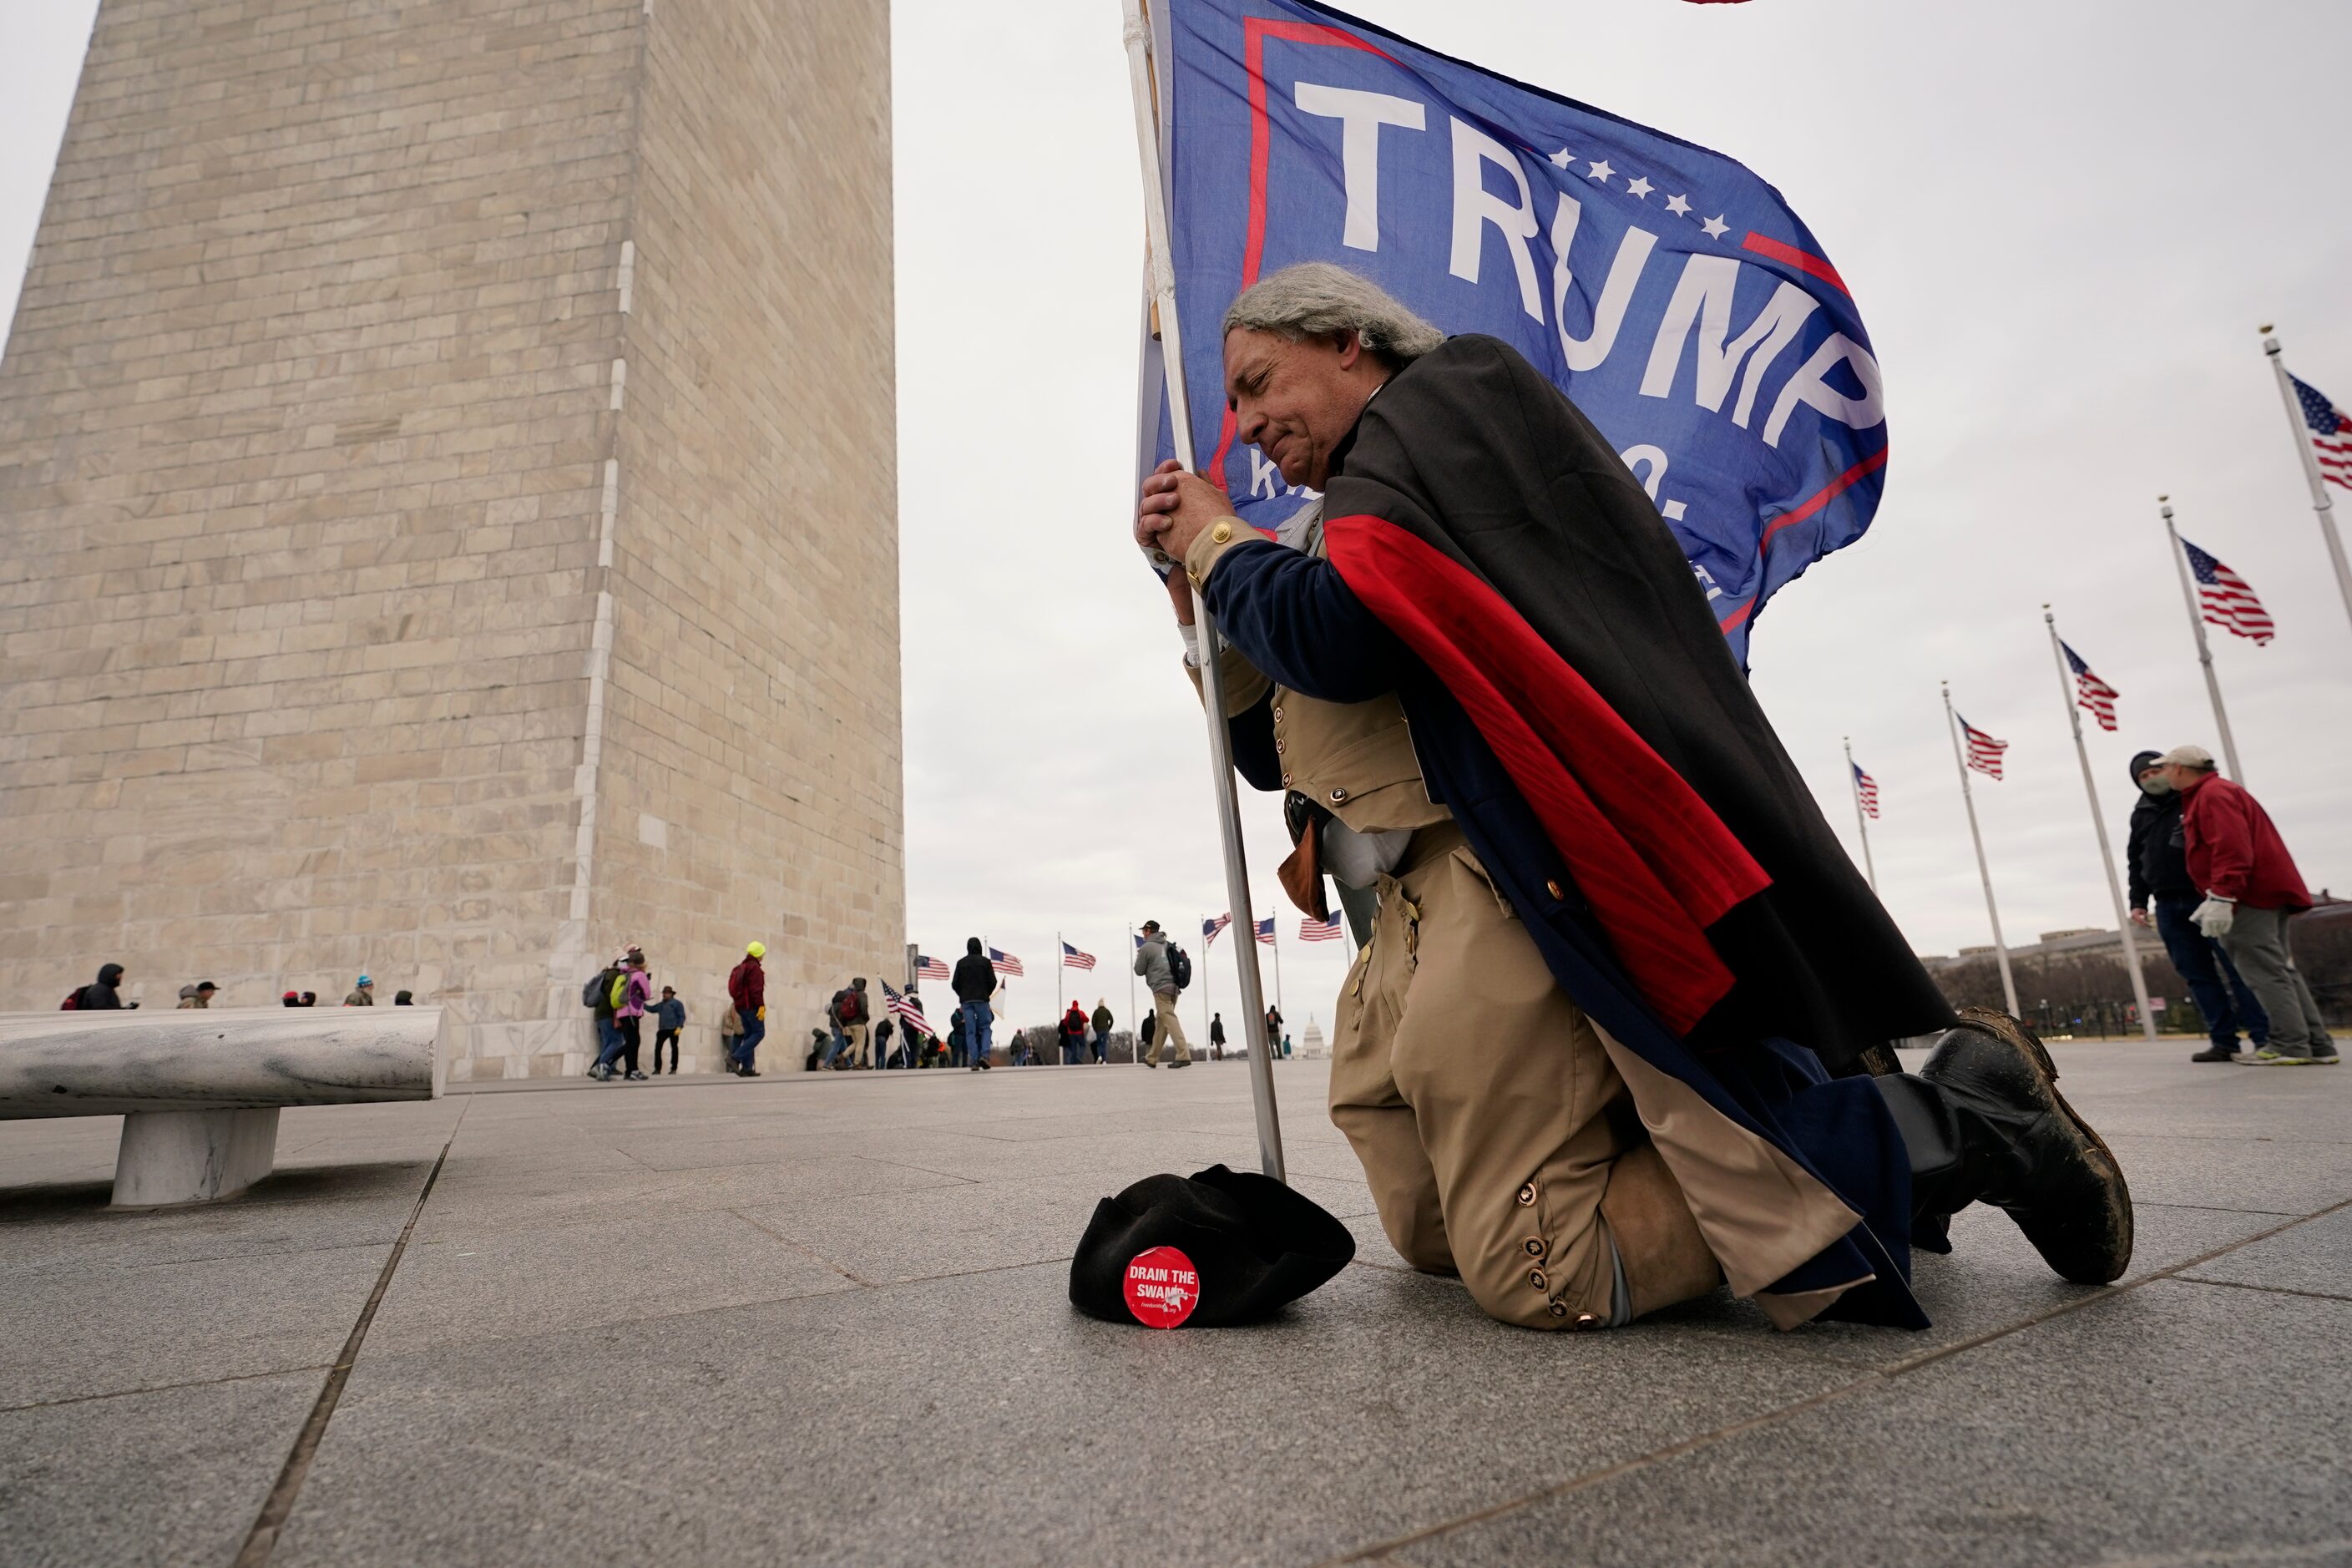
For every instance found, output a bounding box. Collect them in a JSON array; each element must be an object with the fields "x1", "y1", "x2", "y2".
[
  {"x1": 651, "y1": 1028, "x2": 679, "y2": 1073},
  {"x1": 733, "y1": 1006, "x2": 765, "y2": 1068},
  {"x1": 594, "y1": 1015, "x2": 625, "y2": 1072},
  {"x1": 2152, "y1": 892, "x2": 2269, "y2": 1048},
  {"x1": 616, "y1": 1016, "x2": 641, "y2": 1074}
]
